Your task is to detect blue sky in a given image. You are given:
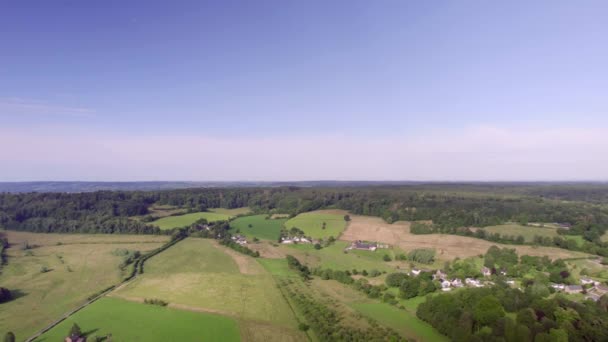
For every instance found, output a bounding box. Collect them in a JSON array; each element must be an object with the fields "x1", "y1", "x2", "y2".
[{"x1": 1, "y1": 1, "x2": 607, "y2": 181}]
